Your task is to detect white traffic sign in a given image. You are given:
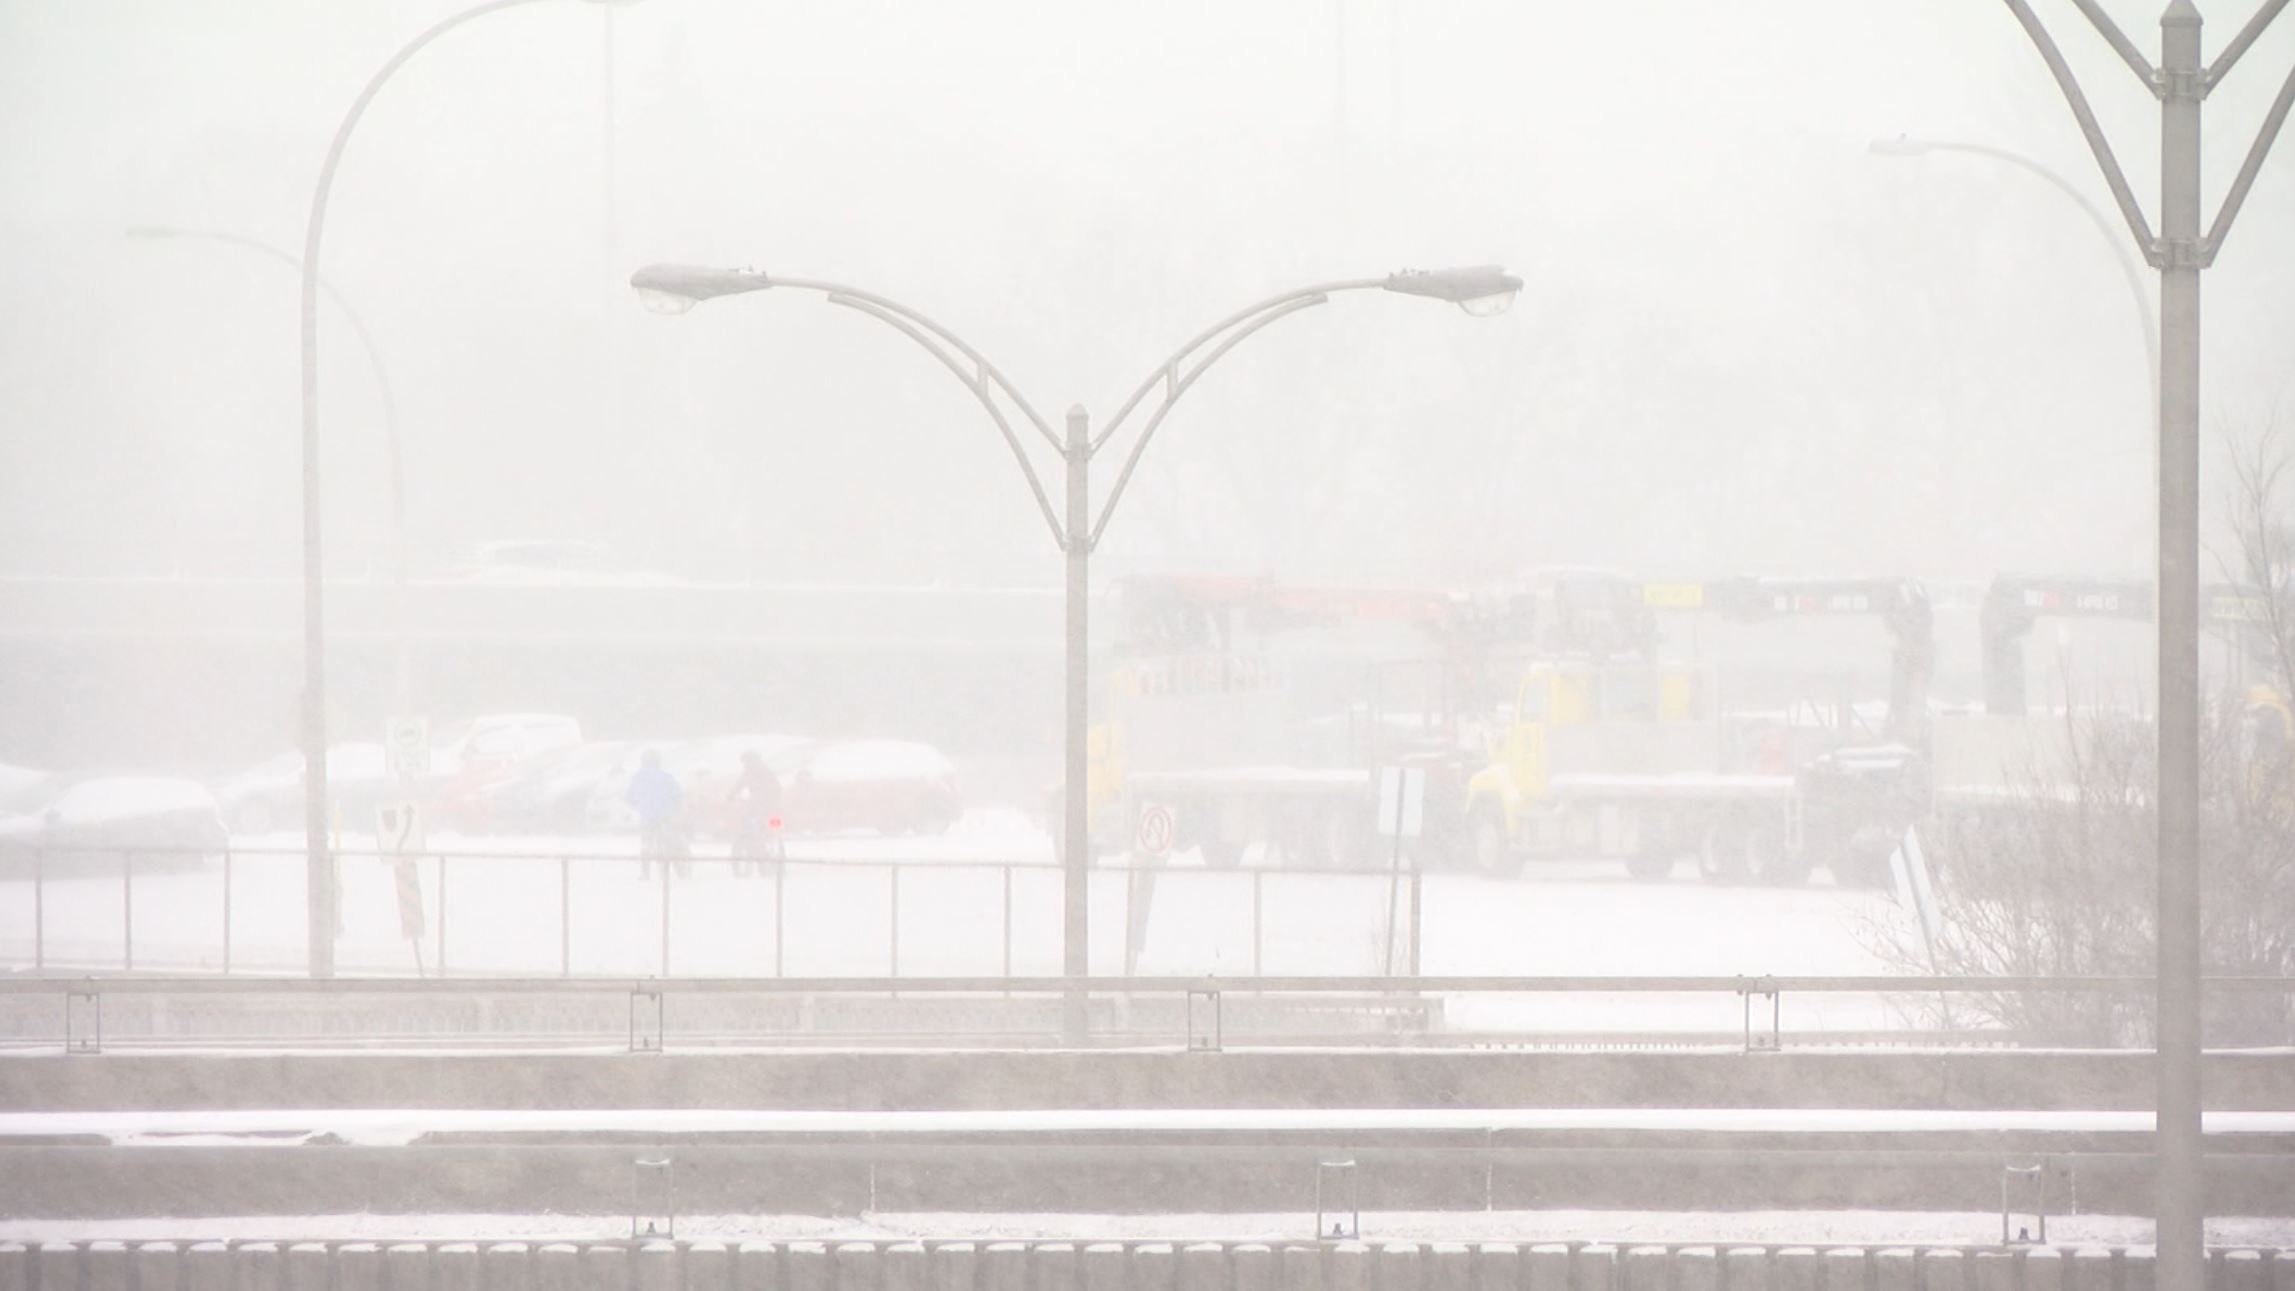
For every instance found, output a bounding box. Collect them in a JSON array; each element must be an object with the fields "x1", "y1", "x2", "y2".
[
  {"x1": 1136, "y1": 801, "x2": 1176, "y2": 858},
  {"x1": 1376, "y1": 766, "x2": 1425, "y2": 838},
  {"x1": 386, "y1": 716, "x2": 431, "y2": 779}
]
